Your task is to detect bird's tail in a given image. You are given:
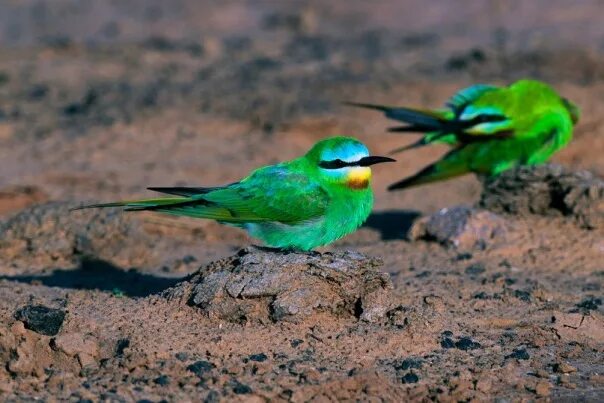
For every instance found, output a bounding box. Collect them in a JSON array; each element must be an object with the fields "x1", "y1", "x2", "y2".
[
  {"x1": 345, "y1": 102, "x2": 449, "y2": 132},
  {"x1": 344, "y1": 102, "x2": 453, "y2": 152},
  {"x1": 388, "y1": 149, "x2": 469, "y2": 191},
  {"x1": 71, "y1": 197, "x2": 192, "y2": 212},
  {"x1": 71, "y1": 187, "x2": 263, "y2": 223}
]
